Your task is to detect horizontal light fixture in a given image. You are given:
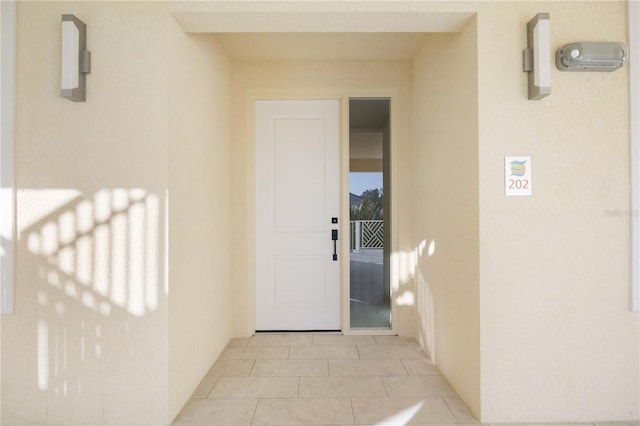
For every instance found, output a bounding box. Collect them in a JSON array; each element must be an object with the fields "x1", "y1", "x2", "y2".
[
  {"x1": 556, "y1": 42, "x2": 627, "y2": 71},
  {"x1": 523, "y1": 13, "x2": 551, "y2": 100},
  {"x1": 61, "y1": 14, "x2": 90, "y2": 102}
]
